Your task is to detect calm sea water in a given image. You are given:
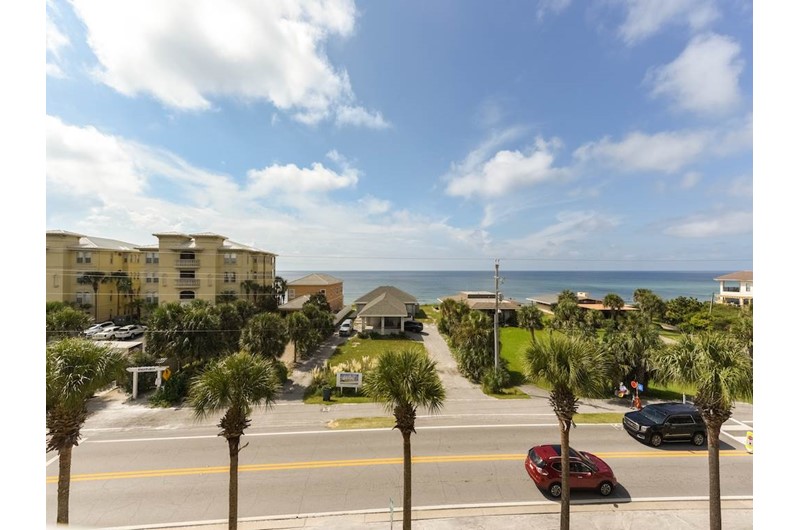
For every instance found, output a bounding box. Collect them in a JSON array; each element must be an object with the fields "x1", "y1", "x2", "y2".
[{"x1": 278, "y1": 270, "x2": 726, "y2": 306}]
